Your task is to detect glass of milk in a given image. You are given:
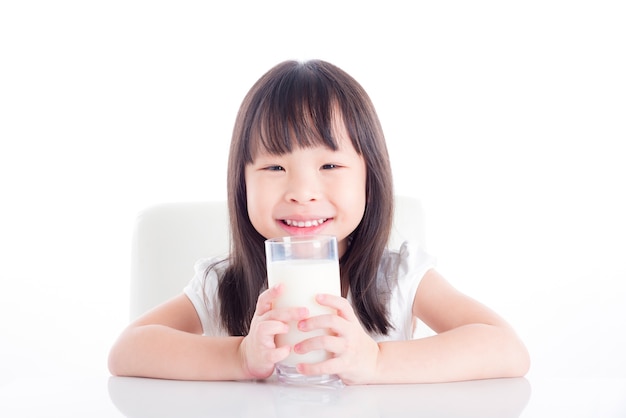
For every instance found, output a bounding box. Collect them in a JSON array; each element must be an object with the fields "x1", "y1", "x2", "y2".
[{"x1": 265, "y1": 235, "x2": 343, "y2": 386}]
